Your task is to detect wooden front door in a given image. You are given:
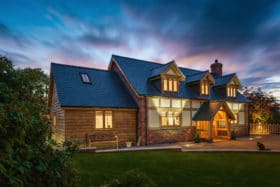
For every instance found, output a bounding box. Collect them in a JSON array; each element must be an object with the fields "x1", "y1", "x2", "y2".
[{"x1": 213, "y1": 109, "x2": 230, "y2": 139}]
